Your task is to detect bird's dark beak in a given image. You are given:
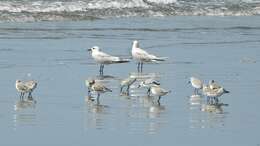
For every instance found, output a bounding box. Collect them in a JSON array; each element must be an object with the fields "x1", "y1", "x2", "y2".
[
  {"x1": 88, "y1": 48, "x2": 92, "y2": 52},
  {"x1": 187, "y1": 81, "x2": 191, "y2": 85},
  {"x1": 137, "y1": 84, "x2": 141, "y2": 88}
]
